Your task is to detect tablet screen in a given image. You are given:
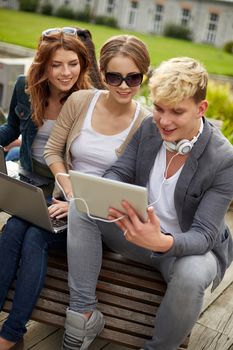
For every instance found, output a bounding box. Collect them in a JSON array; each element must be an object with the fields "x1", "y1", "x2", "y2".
[{"x1": 69, "y1": 170, "x2": 148, "y2": 222}]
